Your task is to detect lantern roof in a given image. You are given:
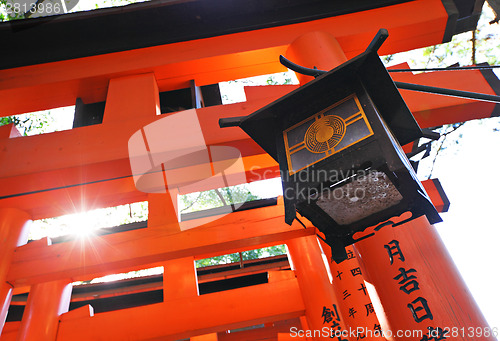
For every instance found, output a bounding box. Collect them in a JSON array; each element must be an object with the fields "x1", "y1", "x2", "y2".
[{"x1": 225, "y1": 50, "x2": 422, "y2": 161}]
